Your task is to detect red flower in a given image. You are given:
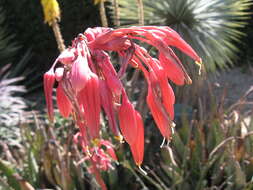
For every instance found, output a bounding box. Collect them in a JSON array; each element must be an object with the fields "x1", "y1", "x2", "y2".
[
  {"x1": 43, "y1": 26, "x2": 201, "y2": 189},
  {"x1": 146, "y1": 70, "x2": 174, "y2": 140},
  {"x1": 78, "y1": 72, "x2": 101, "y2": 139},
  {"x1": 70, "y1": 55, "x2": 92, "y2": 92},
  {"x1": 43, "y1": 69, "x2": 55, "y2": 121},
  {"x1": 130, "y1": 111, "x2": 144, "y2": 166},
  {"x1": 56, "y1": 82, "x2": 72, "y2": 118},
  {"x1": 99, "y1": 80, "x2": 120, "y2": 136},
  {"x1": 118, "y1": 90, "x2": 138, "y2": 145}
]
